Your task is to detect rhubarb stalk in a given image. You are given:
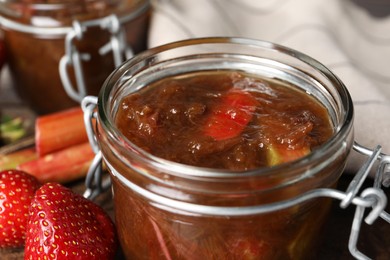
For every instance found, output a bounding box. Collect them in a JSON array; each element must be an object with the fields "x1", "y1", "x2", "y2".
[
  {"x1": 0, "y1": 147, "x2": 37, "y2": 171},
  {"x1": 17, "y1": 142, "x2": 95, "y2": 183},
  {"x1": 35, "y1": 107, "x2": 89, "y2": 156}
]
